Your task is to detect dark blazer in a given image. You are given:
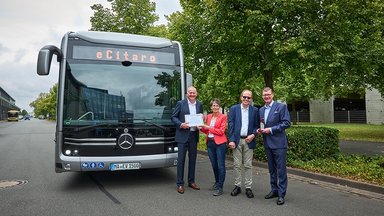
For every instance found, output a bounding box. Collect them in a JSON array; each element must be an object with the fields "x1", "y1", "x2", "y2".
[
  {"x1": 228, "y1": 104, "x2": 259, "y2": 149},
  {"x1": 259, "y1": 102, "x2": 291, "y2": 149},
  {"x1": 171, "y1": 99, "x2": 204, "y2": 143}
]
